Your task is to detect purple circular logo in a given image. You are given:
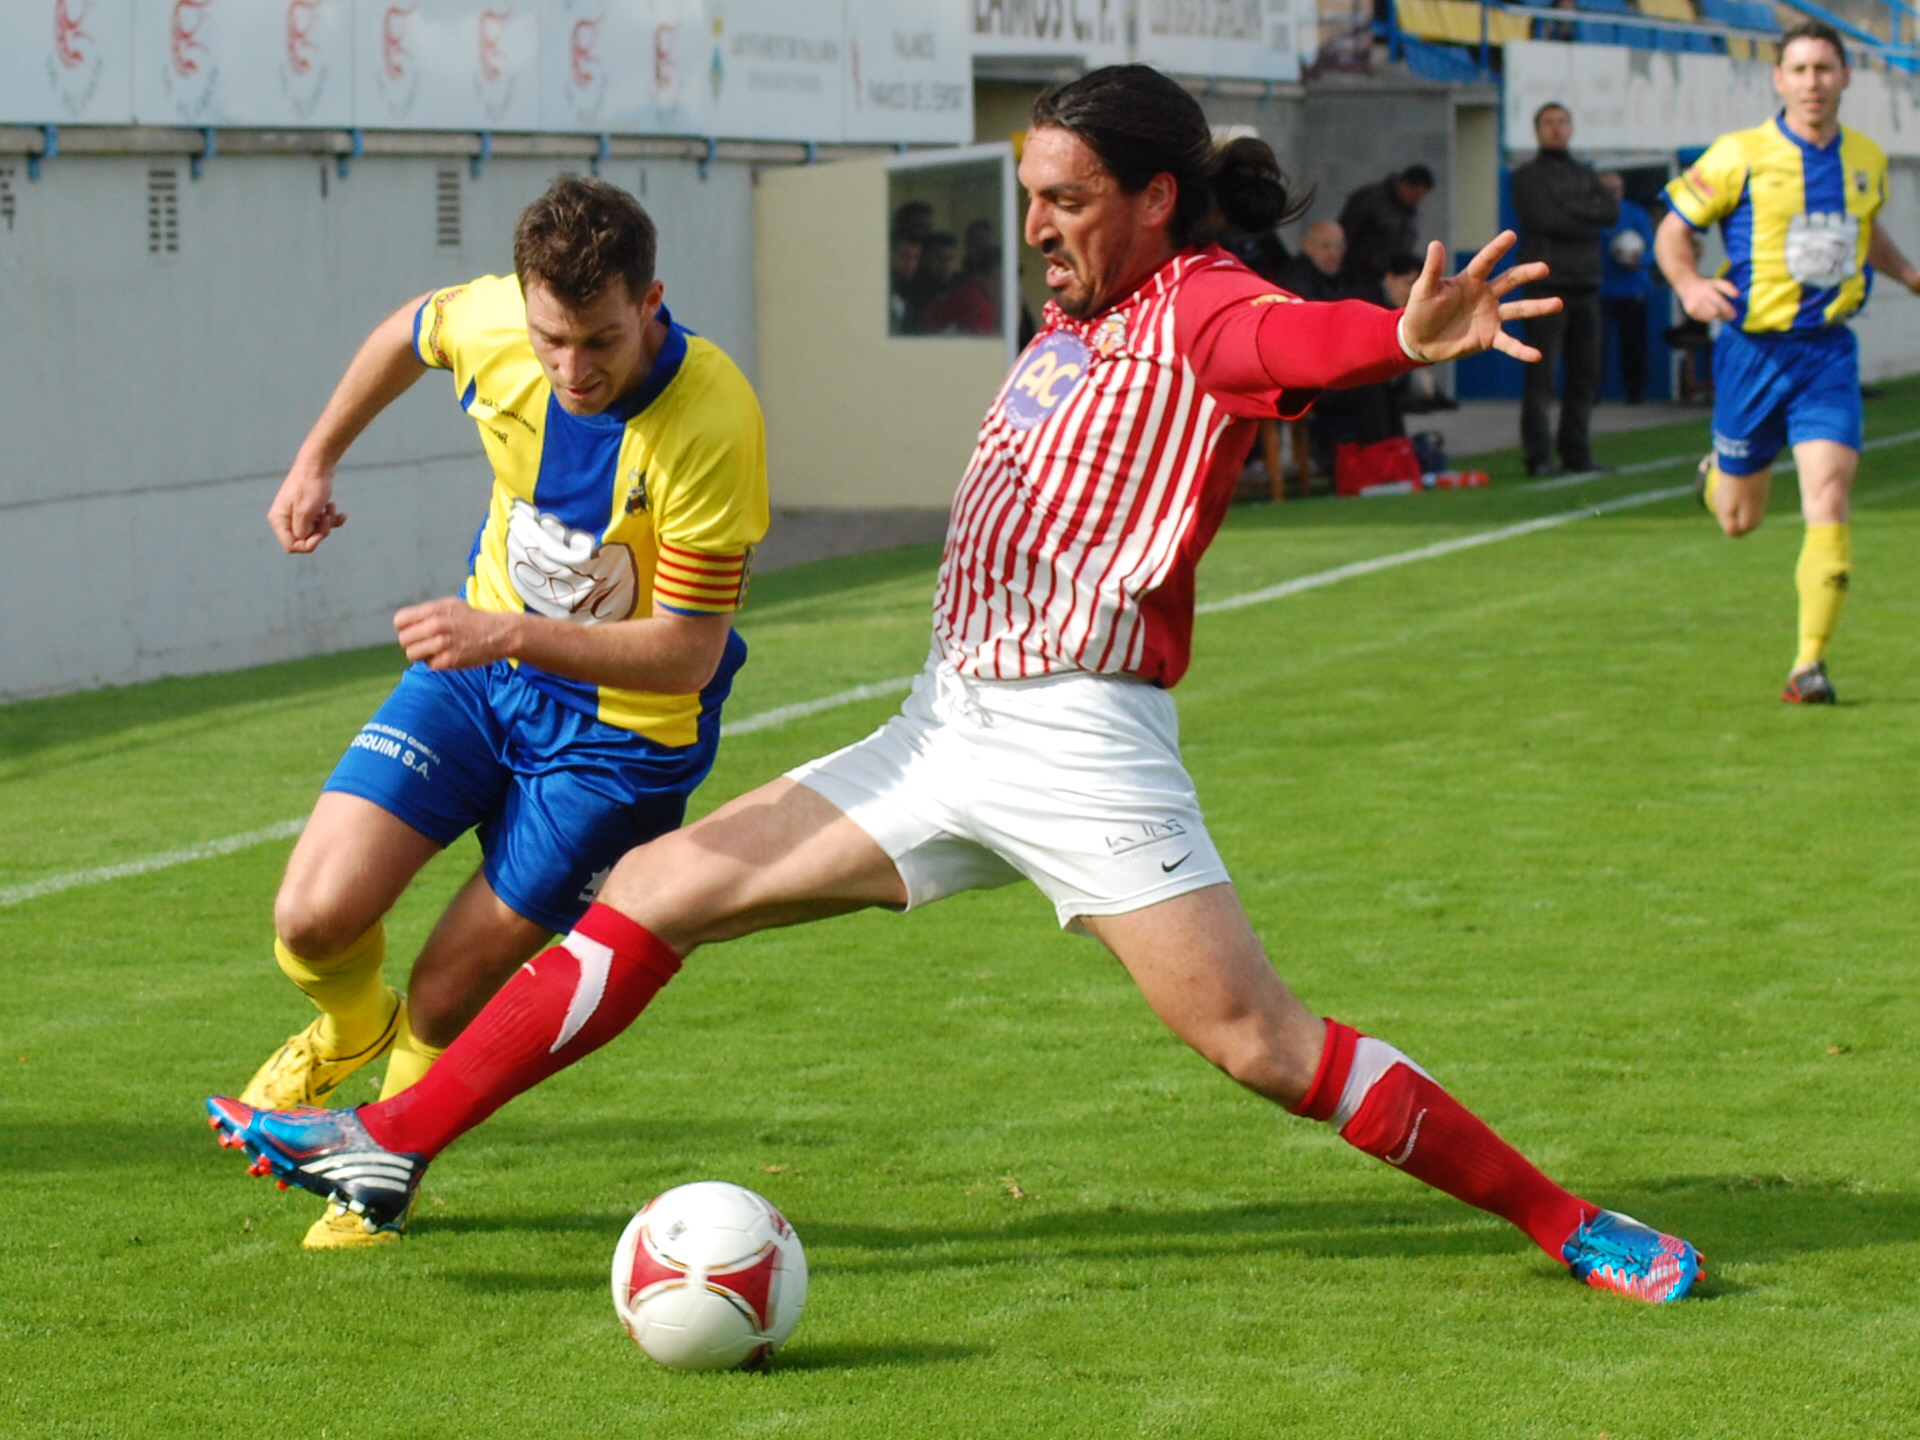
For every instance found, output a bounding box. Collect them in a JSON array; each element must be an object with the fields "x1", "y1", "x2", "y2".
[{"x1": 1001, "y1": 331, "x2": 1092, "y2": 432}]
